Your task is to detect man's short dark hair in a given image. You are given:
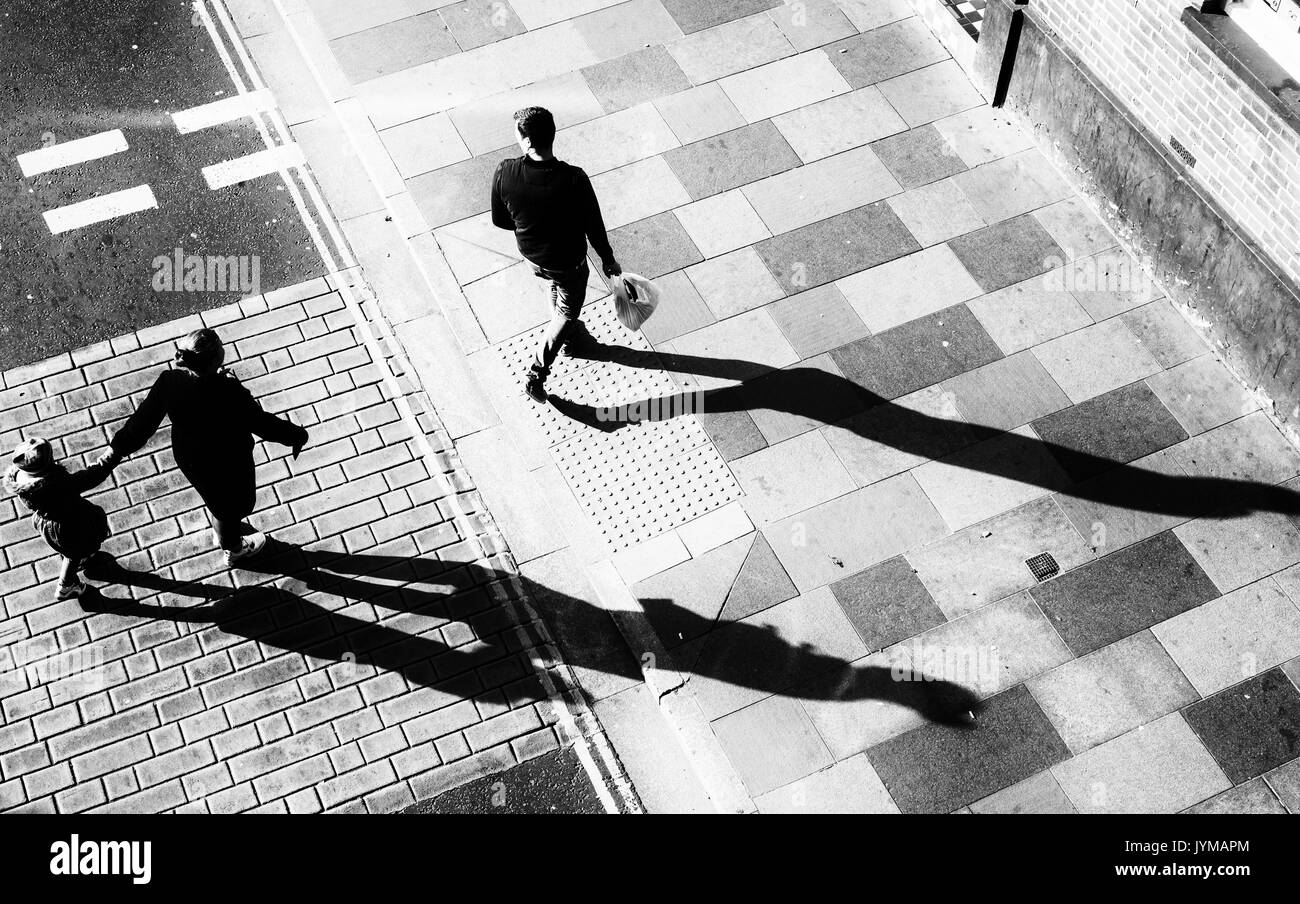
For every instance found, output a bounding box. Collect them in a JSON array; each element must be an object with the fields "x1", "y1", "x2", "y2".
[{"x1": 514, "y1": 106, "x2": 556, "y2": 151}]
